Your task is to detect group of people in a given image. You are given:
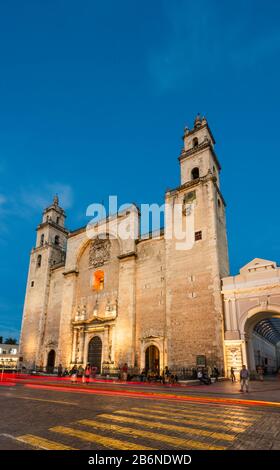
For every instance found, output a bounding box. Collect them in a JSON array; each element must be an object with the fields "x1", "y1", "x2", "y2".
[
  {"x1": 56, "y1": 362, "x2": 251, "y2": 392},
  {"x1": 139, "y1": 366, "x2": 178, "y2": 384},
  {"x1": 197, "y1": 366, "x2": 220, "y2": 385},
  {"x1": 57, "y1": 363, "x2": 98, "y2": 383},
  {"x1": 118, "y1": 364, "x2": 179, "y2": 384}
]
